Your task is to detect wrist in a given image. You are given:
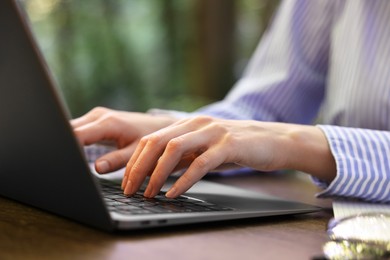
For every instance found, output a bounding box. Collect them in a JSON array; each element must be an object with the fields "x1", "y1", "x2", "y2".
[{"x1": 284, "y1": 125, "x2": 336, "y2": 182}]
